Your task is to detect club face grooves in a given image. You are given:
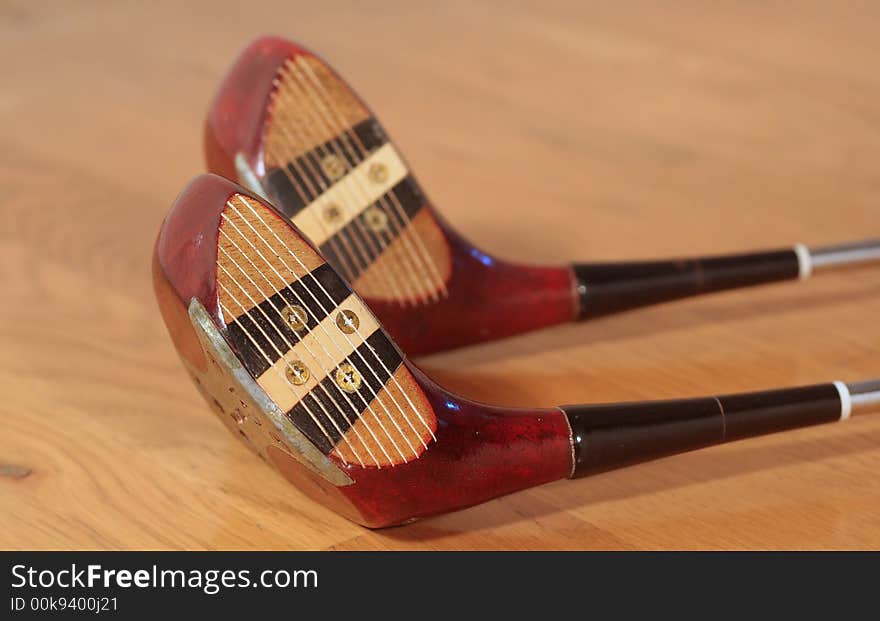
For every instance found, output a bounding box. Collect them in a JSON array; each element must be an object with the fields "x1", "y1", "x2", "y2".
[
  {"x1": 214, "y1": 192, "x2": 437, "y2": 469},
  {"x1": 259, "y1": 53, "x2": 452, "y2": 306},
  {"x1": 155, "y1": 175, "x2": 575, "y2": 527}
]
